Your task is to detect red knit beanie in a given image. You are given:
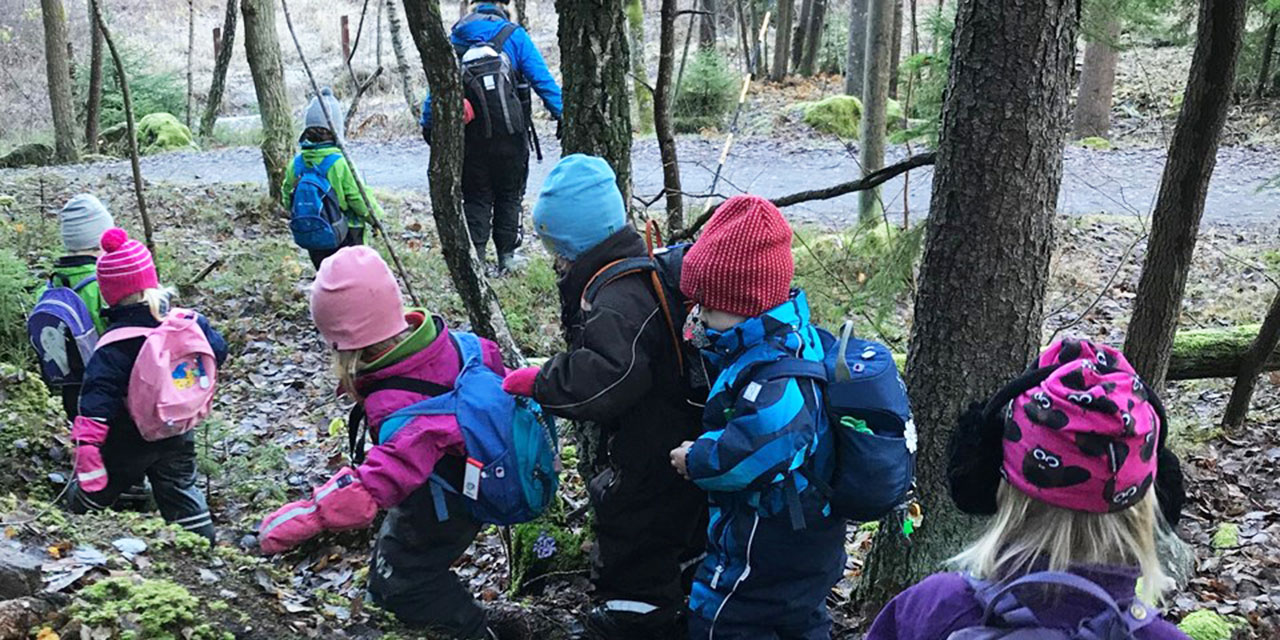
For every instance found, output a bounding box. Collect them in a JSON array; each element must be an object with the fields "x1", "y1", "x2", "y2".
[{"x1": 680, "y1": 195, "x2": 794, "y2": 318}]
